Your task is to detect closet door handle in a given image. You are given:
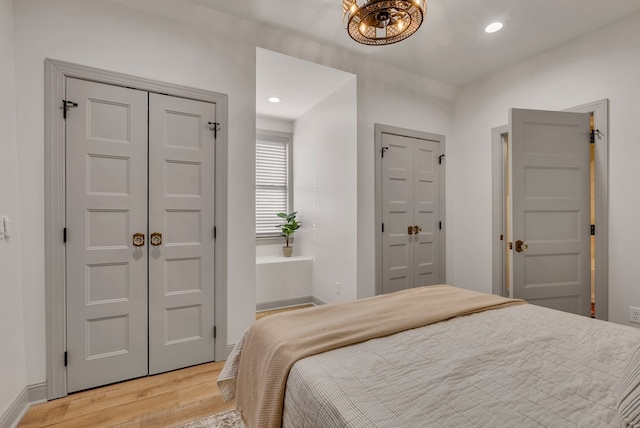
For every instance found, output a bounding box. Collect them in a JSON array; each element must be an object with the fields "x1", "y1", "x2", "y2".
[
  {"x1": 150, "y1": 232, "x2": 163, "y2": 246},
  {"x1": 413, "y1": 225, "x2": 422, "y2": 234},
  {"x1": 408, "y1": 226, "x2": 414, "y2": 235},
  {"x1": 132, "y1": 233, "x2": 145, "y2": 247}
]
